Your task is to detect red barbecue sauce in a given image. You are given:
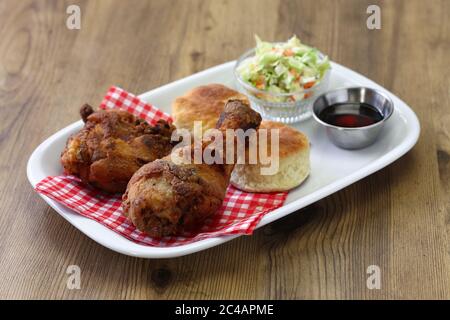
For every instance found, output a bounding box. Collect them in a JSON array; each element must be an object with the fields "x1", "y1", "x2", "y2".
[{"x1": 319, "y1": 103, "x2": 384, "y2": 128}]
